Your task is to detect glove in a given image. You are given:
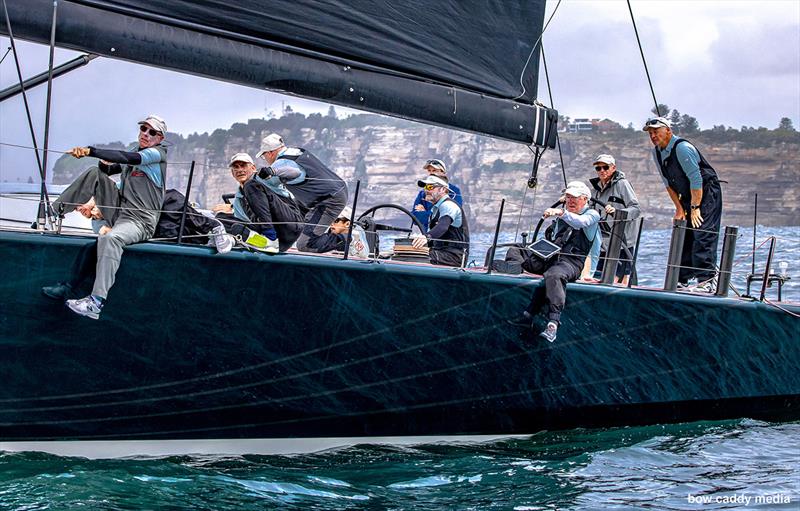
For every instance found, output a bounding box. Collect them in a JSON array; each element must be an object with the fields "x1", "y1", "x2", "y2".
[{"x1": 257, "y1": 166, "x2": 275, "y2": 179}]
